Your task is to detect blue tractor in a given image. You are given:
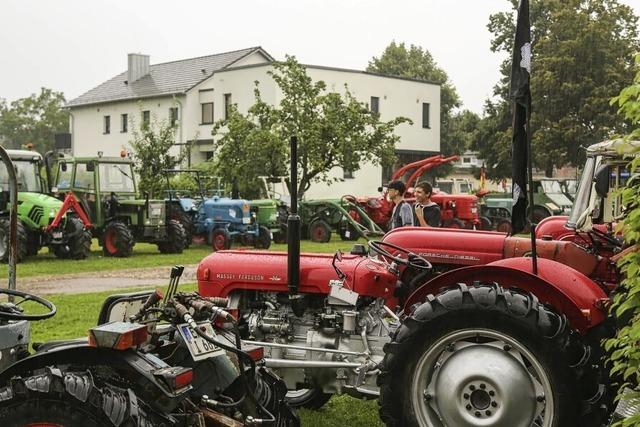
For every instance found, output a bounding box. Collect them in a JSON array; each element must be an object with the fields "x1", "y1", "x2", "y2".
[{"x1": 164, "y1": 170, "x2": 271, "y2": 251}]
